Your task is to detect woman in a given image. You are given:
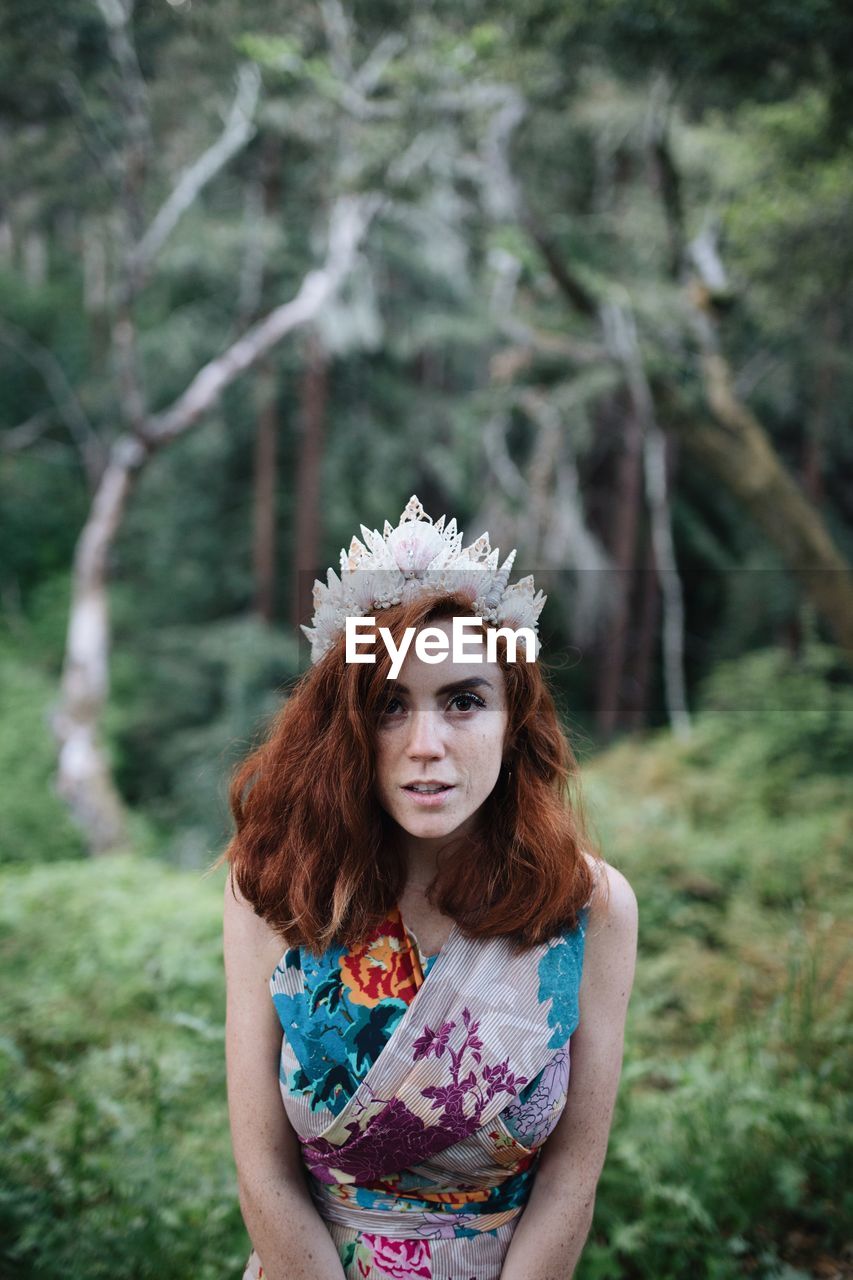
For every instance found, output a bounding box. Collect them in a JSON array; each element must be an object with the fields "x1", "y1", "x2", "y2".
[{"x1": 219, "y1": 496, "x2": 637, "y2": 1280}]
